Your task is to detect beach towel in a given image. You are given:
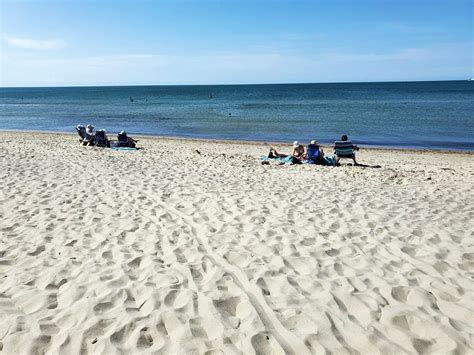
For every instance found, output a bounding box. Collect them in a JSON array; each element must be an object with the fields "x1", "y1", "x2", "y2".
[{"x1": 323, "y1": 156, "x2": 336, "y2": 166}]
